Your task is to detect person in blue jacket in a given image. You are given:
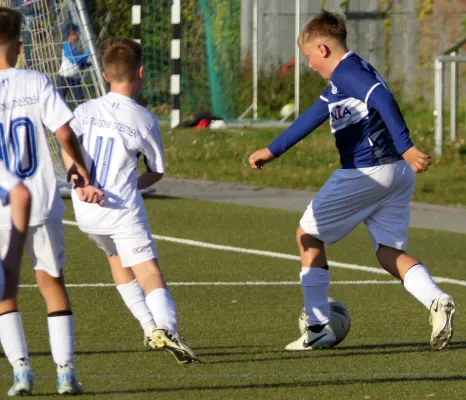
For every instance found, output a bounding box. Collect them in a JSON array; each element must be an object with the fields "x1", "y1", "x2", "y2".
[{"x1": 57, "y1": 24, "x2": 90, "y2": 104}]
